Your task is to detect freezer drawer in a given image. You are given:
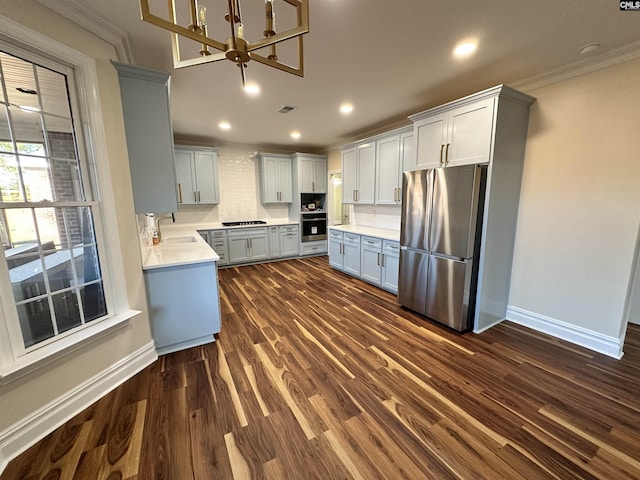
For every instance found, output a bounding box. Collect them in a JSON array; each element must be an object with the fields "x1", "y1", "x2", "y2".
[
  {"x1": 425, "y1": 255, "x2": 474, "y2": 332},
  {"x1": 398, "y1": 248, "x2": 429, "y2": 316}
]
